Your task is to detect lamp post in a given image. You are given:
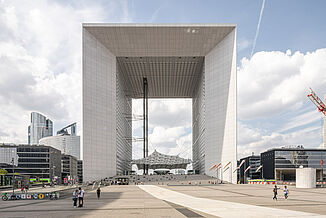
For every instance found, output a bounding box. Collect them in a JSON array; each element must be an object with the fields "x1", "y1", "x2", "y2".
[
  {"x1": 11, "y1": 157, "x2": 15, "y2": 195},
  {"x1": 52, "y1": 166, "x2": 56, "y2": 185}
]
